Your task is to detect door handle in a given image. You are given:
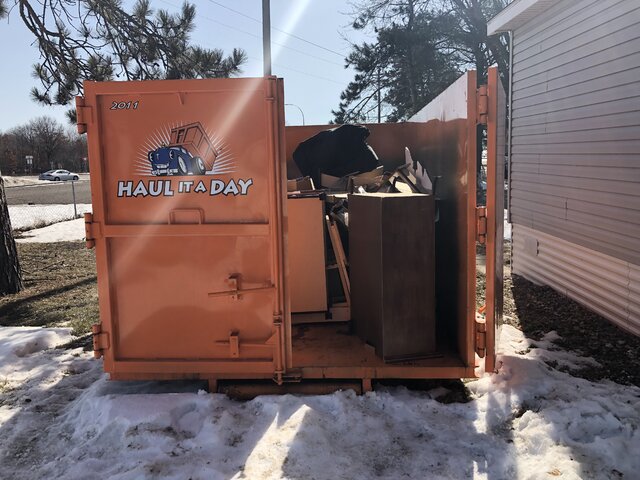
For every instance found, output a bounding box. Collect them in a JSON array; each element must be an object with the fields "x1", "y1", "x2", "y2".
[{"x1": 168, "y1": 208, "x2": 204, "y2": 224}]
